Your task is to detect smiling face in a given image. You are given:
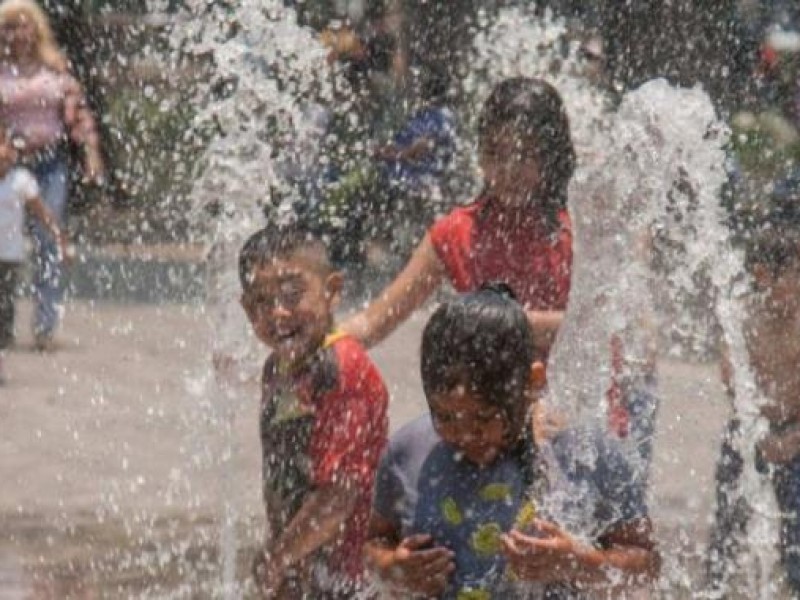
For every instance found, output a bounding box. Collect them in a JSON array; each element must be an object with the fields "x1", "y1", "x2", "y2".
[{"x1": 241, "y1": 255, "x2": 341, "y2": 364}]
